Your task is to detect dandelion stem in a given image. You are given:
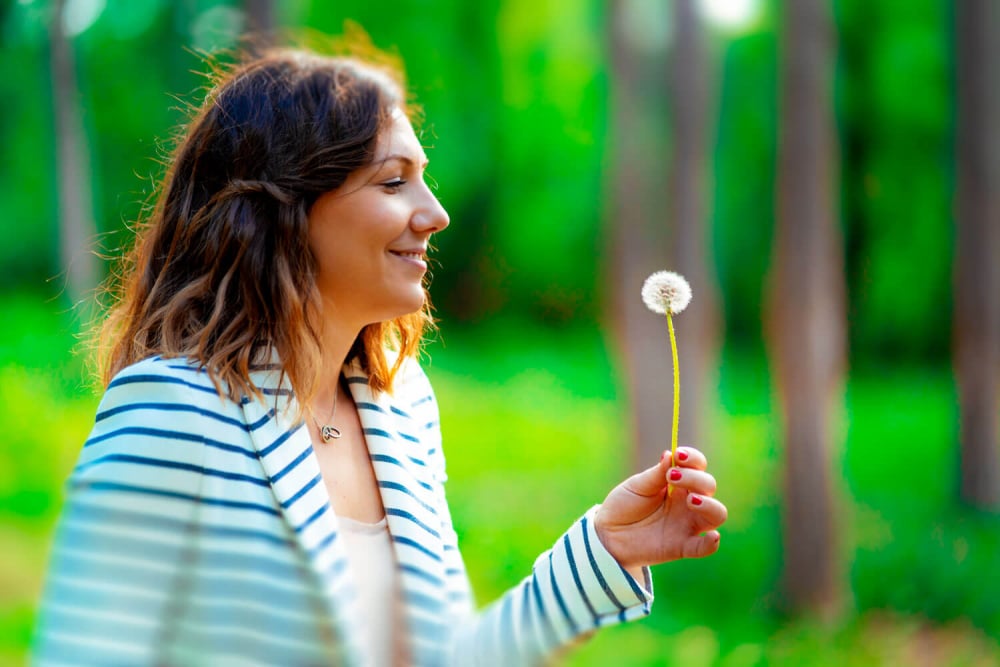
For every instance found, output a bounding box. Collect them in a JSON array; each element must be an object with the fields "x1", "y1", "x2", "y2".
[{"x1": 667, "y1": 309, "x2": 680, "y2": 495}]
